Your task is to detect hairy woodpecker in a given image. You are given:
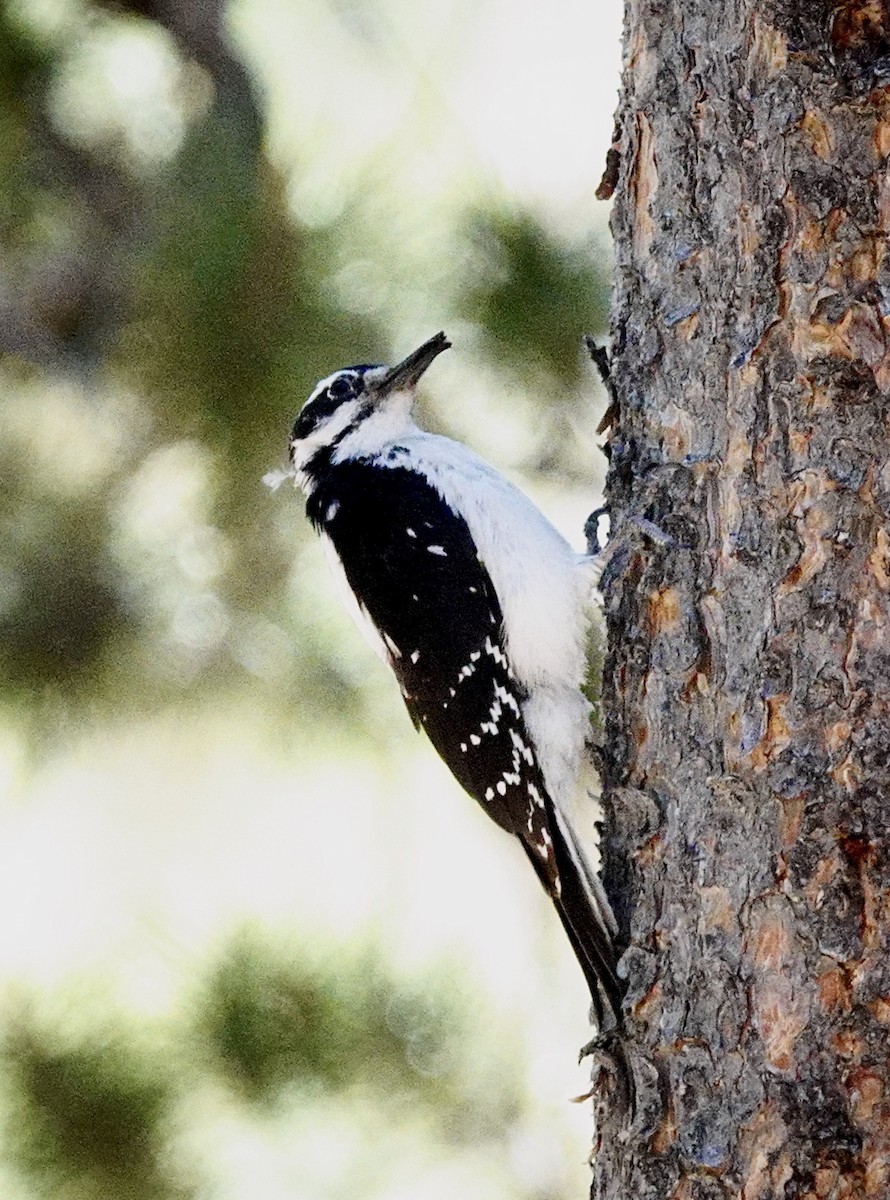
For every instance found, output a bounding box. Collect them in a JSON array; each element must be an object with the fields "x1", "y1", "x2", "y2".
[{"x1": 282, "y1": 332, "x2": 621, "y2": 1032}]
